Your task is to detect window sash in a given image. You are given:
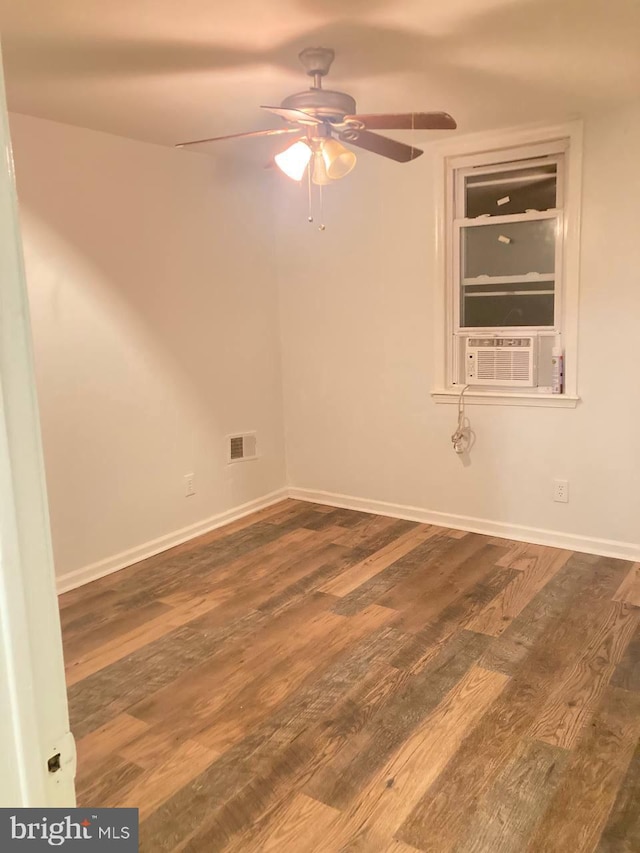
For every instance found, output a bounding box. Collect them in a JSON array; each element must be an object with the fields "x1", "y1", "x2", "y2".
[
  {"x1": 454, "y1": 155, "x2": 565, "y2": 220},
  {"x1": 452, "y1": 212, "x2": 564, "y2": 334}
]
